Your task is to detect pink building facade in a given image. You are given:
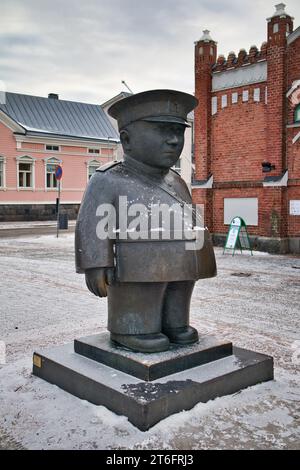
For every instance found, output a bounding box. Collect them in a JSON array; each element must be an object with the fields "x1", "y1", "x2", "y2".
[{"x1": 0, "y1": 92, "x2": 119, "y2": 220}]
